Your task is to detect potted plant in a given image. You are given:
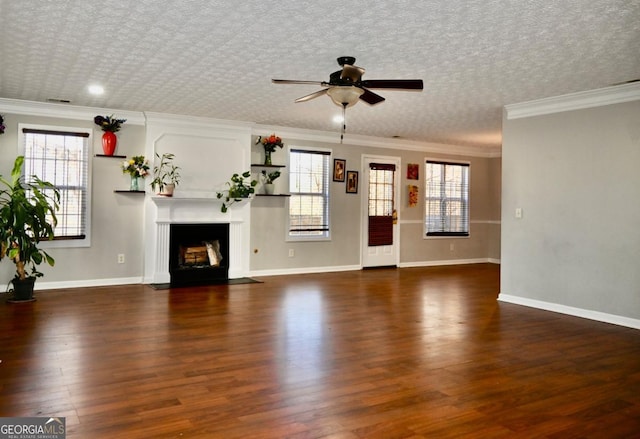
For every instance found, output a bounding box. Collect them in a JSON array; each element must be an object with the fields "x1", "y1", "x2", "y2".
[
  {"x1": 260, "y1": 170, "x2": 281, "y2": 195},
  {"x1": 0, "y1": 156, "x2": 60, "y2": 302},
  {"x1": 150, "y1": 153, "x2": 181, "y2": 197},
  {"x1": 216, "y1": 171, "x2": 257, "y2": 213}
]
